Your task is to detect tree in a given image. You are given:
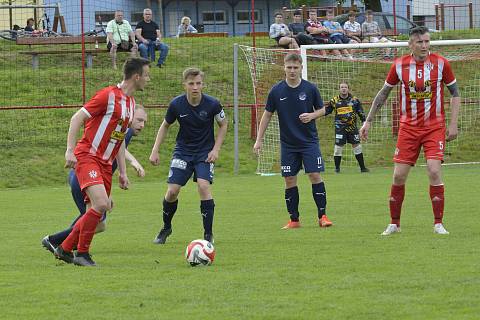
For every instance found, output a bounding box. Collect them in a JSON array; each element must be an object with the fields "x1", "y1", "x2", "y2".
[
  {"x1": 290, "y1": 0, "x2": 319, "y2": 9},
  {"x1": 336, "y1": 0, "x2": 383, "y2": 12}
]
